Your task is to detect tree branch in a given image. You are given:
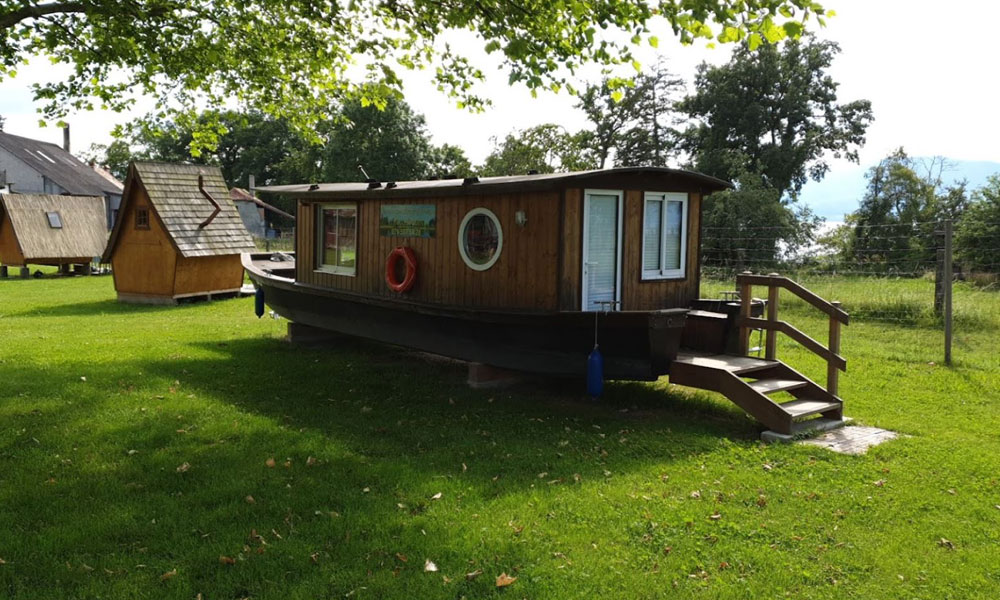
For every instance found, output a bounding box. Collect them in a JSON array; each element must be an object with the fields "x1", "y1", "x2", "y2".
[{"x1": 0, "y1": 1, "x2": 88, "y2": 30}]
